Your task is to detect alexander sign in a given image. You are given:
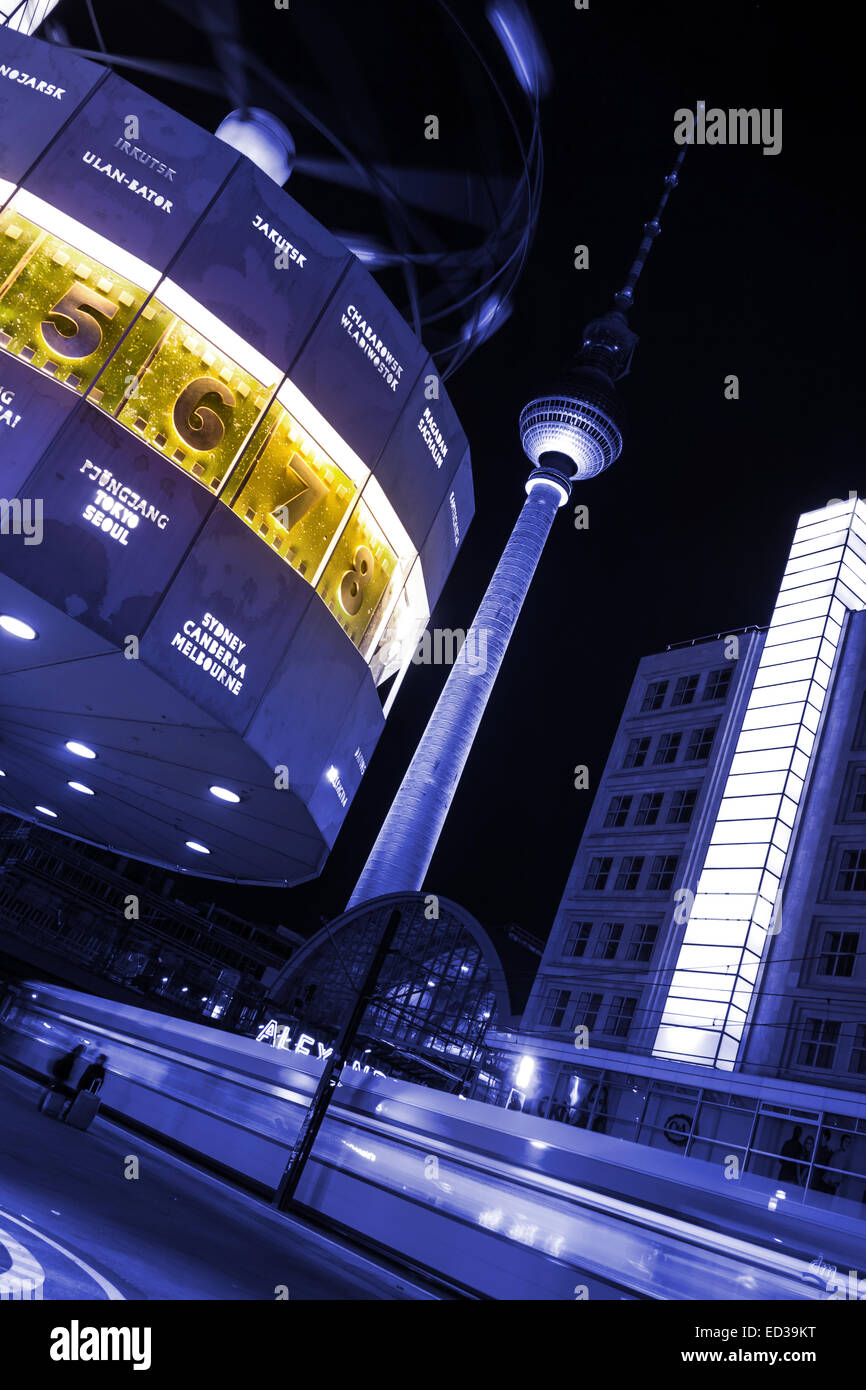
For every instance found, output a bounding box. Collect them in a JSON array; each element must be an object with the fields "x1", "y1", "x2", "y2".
[{"x1": 256, "y1": 1018, "x2": 386, "y2": 1077}]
